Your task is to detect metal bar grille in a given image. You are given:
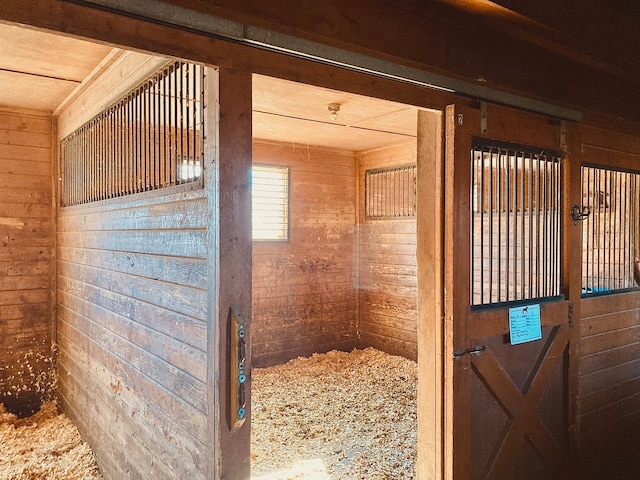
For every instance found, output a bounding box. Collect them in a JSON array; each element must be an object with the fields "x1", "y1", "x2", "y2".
[
  {"x1": 471, "y1": 139, "x2": 563, "y2": 306},
  {"x1": 581, "y1": 166, "x2": 640, "y2": 294},
  {"x1": 61, "y1": 62, "x2": 204, "y2": 207},
  {"x1": 365, "y1": 165, "x2": 417, "y2": 219}
]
